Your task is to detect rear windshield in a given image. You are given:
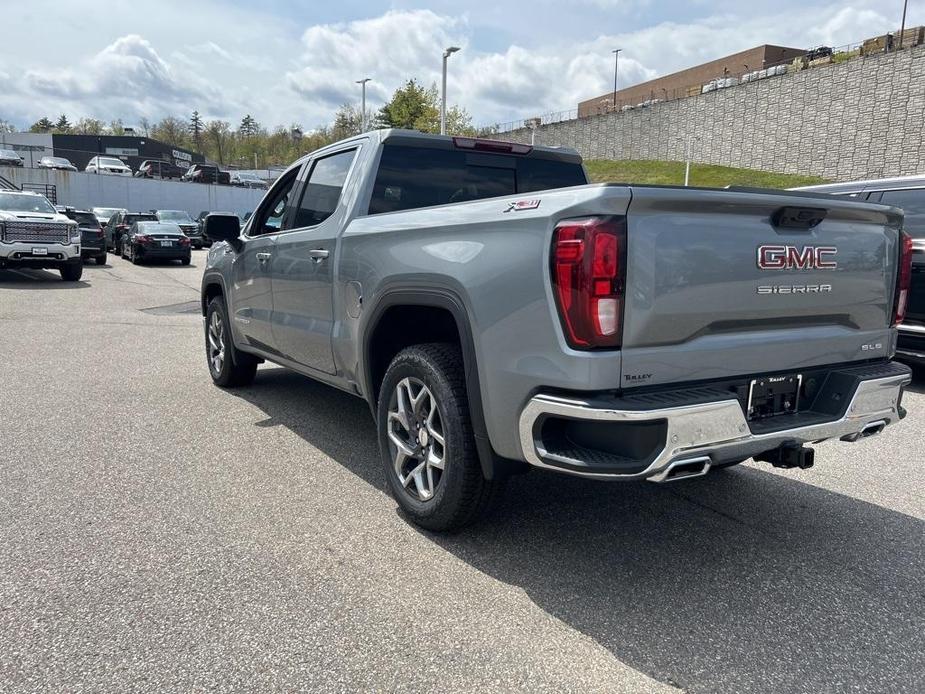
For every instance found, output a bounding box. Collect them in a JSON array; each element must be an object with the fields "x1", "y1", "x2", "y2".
[
  {"x1": 125, "y1": 214, "x2": 158, "y2": 225},
  {"x1": 98, "y1": 157, "x2": 125, "y2": 167},
  {"x1": 875, "y1": 188, "x2": 925, "y2": 238},
  {"x1": 367, "y1": 144, "x2": 587, "y2": 215},
  {"x1": 157, "y1": 210, "x2": 193, "y2": 222},
  {"x1": 72, "y1": 212, "x2": 99, "y2": 227}
]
